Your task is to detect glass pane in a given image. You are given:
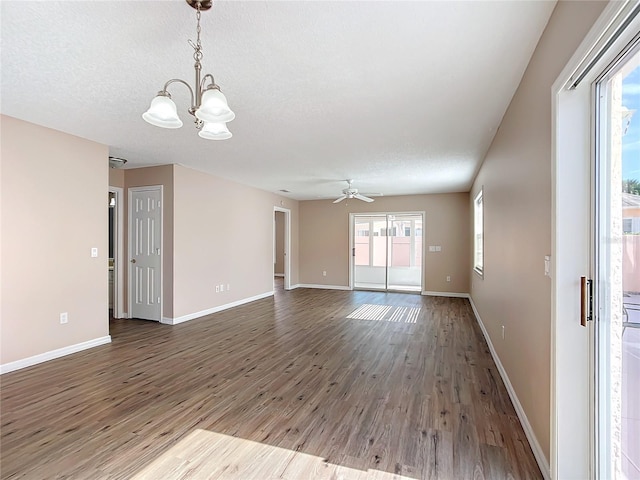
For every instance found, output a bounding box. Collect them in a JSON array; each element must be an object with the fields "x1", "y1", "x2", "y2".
[
  {"x1": 597, "y1": 47, "x2": 640, "y2": 480},
  {"x1": 354, "y1": 219, "x2": 370, "y2": 266},
  {"x1": 620, "y1": 50, "x2": 640, "y2": 480},
  {"x1": 372, "y1": 220, "x2": 387, "y2": 267},
  {"x1": 353, "y1": 216, "x2": 386, "y2": 290},
  {"x1": 388, "y1": 215, "x2": 422, "y2": 292}
]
